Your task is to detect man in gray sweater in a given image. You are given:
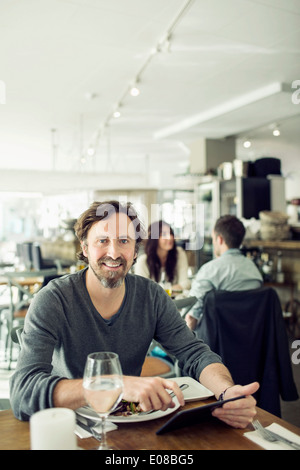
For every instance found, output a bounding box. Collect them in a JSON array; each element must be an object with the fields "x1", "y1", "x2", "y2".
[{"x1": 10, "y1": 201, "x2": 259, "y2": 426}]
